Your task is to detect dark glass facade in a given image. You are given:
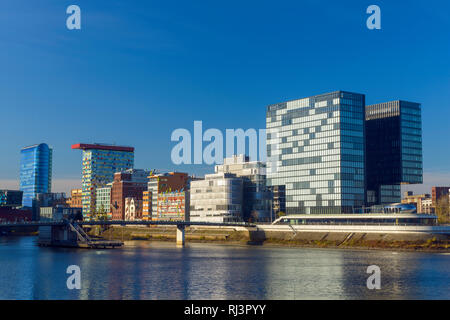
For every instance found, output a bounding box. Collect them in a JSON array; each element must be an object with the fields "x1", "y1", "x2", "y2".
[
  {"x1": 19, "y1": 143, "x2": 53, "y2": 207},
  {"x1": 365, "y1": 101, "x2": 423, "y2": 205},
  {"x1": 0, "y1": 190, "x2": 23, "y2": 207}
]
